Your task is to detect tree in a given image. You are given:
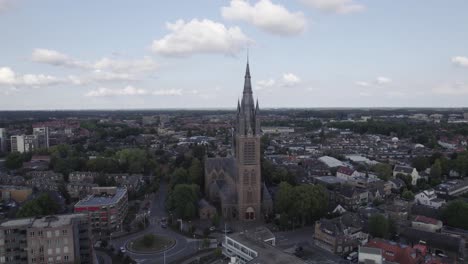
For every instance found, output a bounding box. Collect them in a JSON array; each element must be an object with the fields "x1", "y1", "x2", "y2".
[
  {"x1": 188, "y1": 158, "x2": 203, "y2": 185},
  {"x1": 430, "y1": 159, "x2": 442, "y2": 180},
  {"x1": 442, "y1": 200, "x2": 468, "y2": 229},
  {"x1": 169, "y1": 184, "x2": 199, "y2": 220},
  {"x1": 5, "y1": 152, "x2": 25, "y2": 170},
  {"x1": 373, "y1": 163, "x2": 393, "y2": 181},
  {"x1": 17, "y1": 193, "x2": 60, "y2": 218},
  {"x1": 116, "y1": 148, "x2": 148, "y2": 174},
  {"x1": 369, "y1": 214, "x2": 389, "y2": 238},
  {"x1": 170, "y1": 168, "x2": 189, "y2": 187},
  {"x1": 276, "y1": 182, "x2": 295, "y2": 215},
  {"x1": 401, "y1": 189, "x2": 415, "y2": 200},
  {"x1": 412, "y1": 156, "x2": 429, "y2": 172}
]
